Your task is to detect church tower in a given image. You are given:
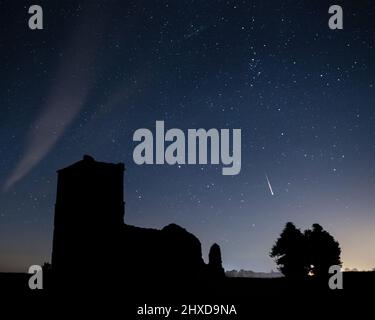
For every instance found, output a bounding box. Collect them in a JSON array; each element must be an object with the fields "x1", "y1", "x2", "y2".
[{"x1": 51, "y1": 155, "x2": 125, "y2": 279}]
